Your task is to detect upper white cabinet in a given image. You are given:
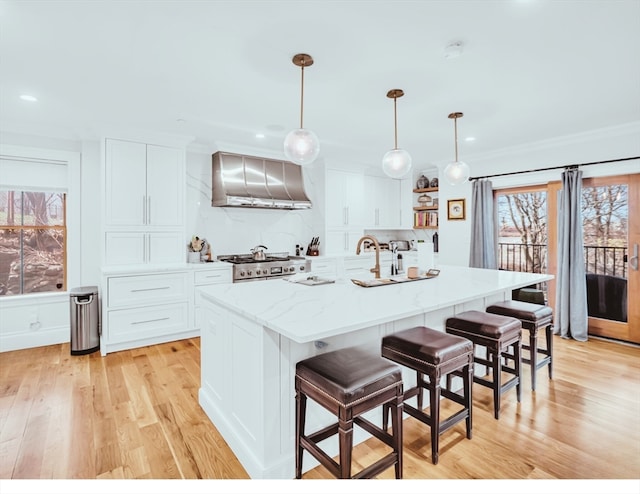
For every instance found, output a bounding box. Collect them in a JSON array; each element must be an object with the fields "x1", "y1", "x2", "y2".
[
  {"x1": 326, "y1": 169, "x2": 364, "y2": 229},
  {"x1": 103, "y1": 137, "x2": 186, "y2": 266},
  {"x1": 364, "y1": 175, "x2": 402, "y2": 229},
  {"x1": 325, "y1": 169, "x2": 364, "y2": 254},
  {"x1": 105, "y1": 139, "x2": 184, "y2": 227},
  {"x1": 104, "y1": 231, "x2": 185, "y2": 265}
]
